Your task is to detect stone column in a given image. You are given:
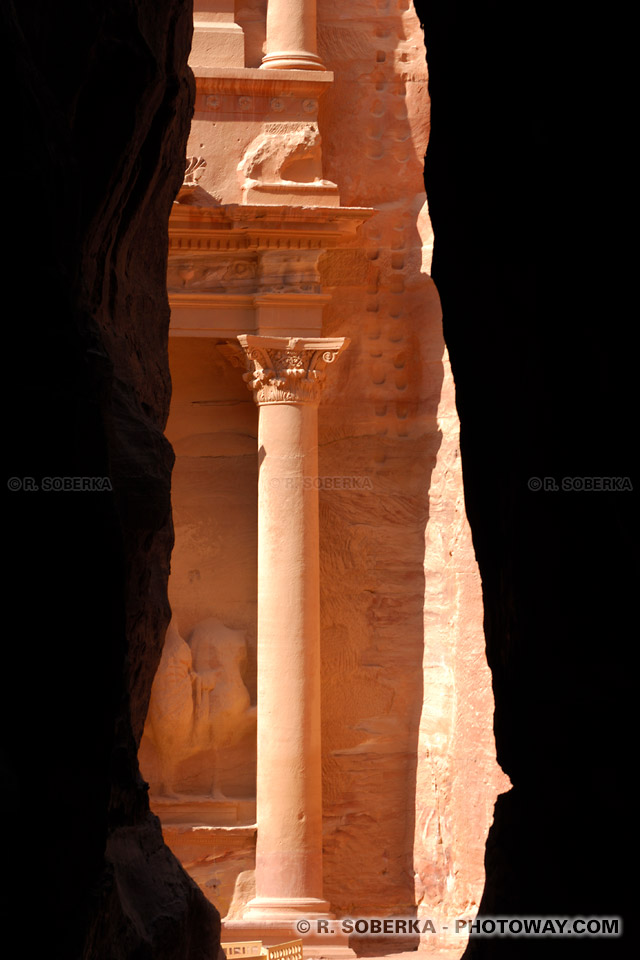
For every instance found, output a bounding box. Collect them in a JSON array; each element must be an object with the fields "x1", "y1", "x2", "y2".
[
  {"x1": 261, "y1": 0, "x2": 325, "y2": 71},
  {"x1": 235, "y1": 335, "x2": 348, "y2": 925}
]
